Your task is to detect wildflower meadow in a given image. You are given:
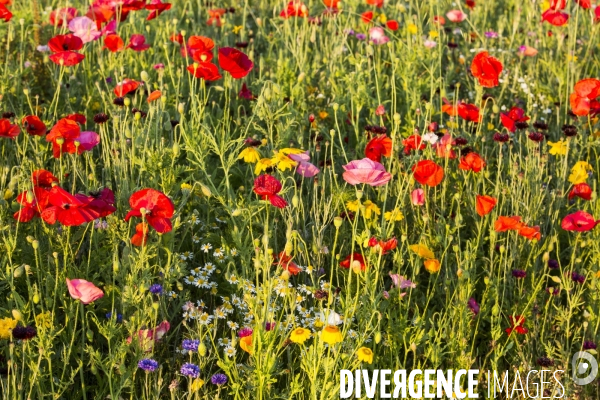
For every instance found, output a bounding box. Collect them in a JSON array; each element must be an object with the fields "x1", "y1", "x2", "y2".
[{"x1": 0, "y1": 0, "x2": 600, "y2": 398}]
